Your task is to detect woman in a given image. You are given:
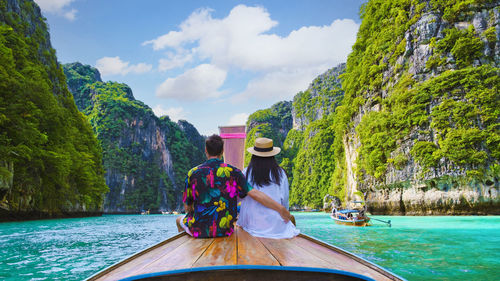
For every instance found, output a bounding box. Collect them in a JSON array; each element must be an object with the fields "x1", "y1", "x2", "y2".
[{"x1": 237, "y1": 137, "x2": 300, "y2": 239}]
